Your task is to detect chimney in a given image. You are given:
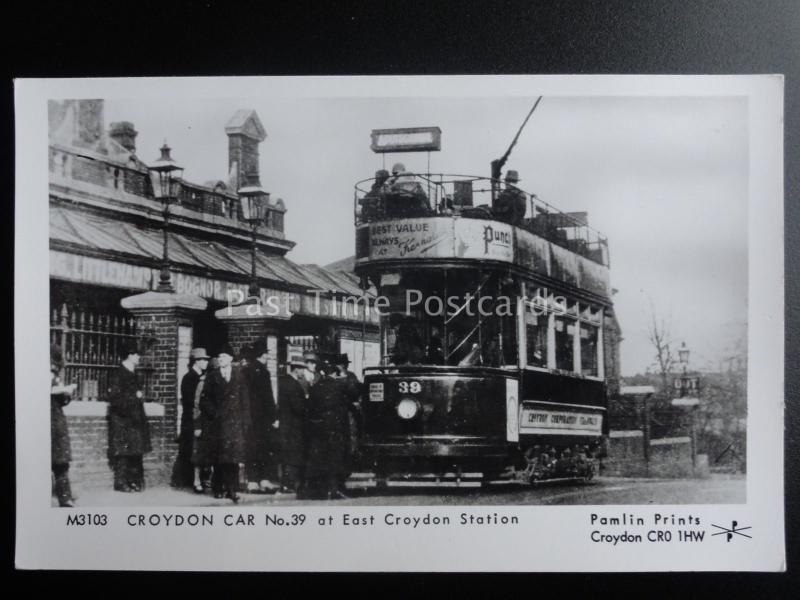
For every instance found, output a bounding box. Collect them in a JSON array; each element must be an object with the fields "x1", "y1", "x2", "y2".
[
  {"x1": 76, "y1": 99, "x2": 105, "y2": 149},
  {"x1": 48, "y1": 99, "x2": 106, "y2": 151},
  {"x1": 225, "y1": 109, "x2": 267, "y2": 190},
  {"x1": 109, "y1": 121, "x2": 138, "y2": 153}
]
